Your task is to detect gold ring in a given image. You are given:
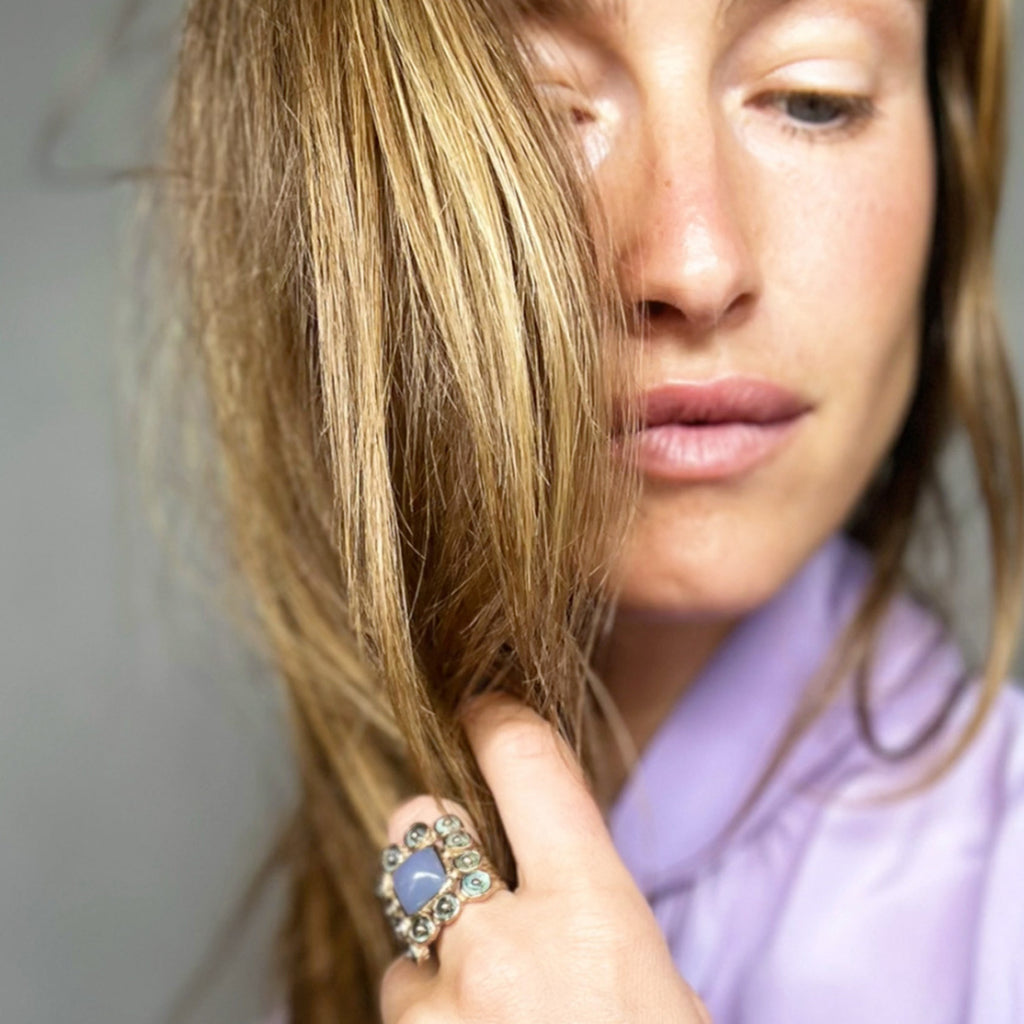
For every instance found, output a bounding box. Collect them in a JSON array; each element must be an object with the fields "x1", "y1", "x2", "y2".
[{"x1": 376, "y1": 814, "x2": 507, "y2": 963}]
